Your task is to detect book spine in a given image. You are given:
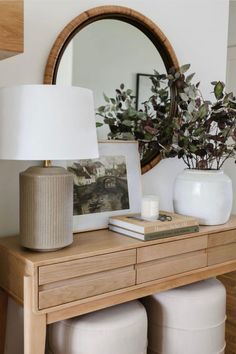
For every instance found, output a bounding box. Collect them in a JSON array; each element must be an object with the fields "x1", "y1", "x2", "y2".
[
  {"x1": 145, "y1": 221, "x2": 198, "y2": 233},
  {"x1": 145, "y1": 226, "x2": 199, "y2": 240}
]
